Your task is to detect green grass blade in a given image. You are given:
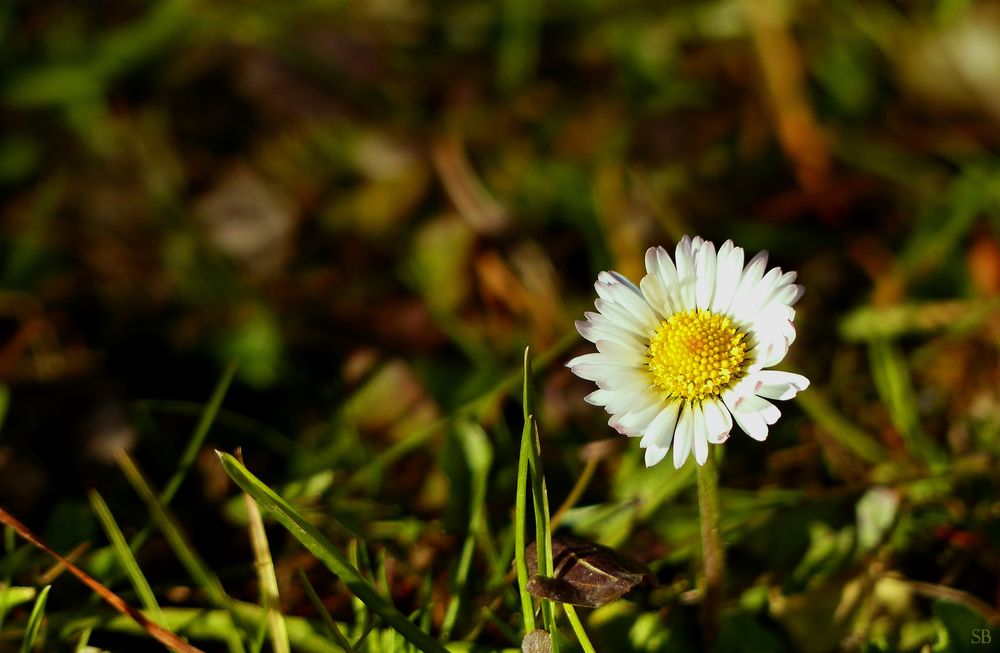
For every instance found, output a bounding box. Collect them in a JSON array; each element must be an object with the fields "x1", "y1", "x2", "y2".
[
  {"x1": 216, "y1": 451, "x2": 450, "y2": 653},
  {"x1": 117, "y1": 452, "x2": 247, "y2": 653},
  {"x1": 869, "y1": 340, "x2": 946, "y2": 466},
  {"x1": 527, "y1": 419, "x2": 558, "y2": 652},
  {"x1": 795, "y1": 388, "x2": 888, "y2": 464},
  {"x1": 0, "y1": 384, "x2": 10, "y2": 433},
  {"x1": 87, "y1": 490, "x2": 166, "y2": 627},
  {"x1": 127, "y1": 362, "x2": 239, "y2": 558},
  {"x1": 163, "y1": 361, "x2": 239, "y2": 506},
  {"x1": 0, "y1": 525, "x2": 17, "y2": 629},
  {"x1": 73, "y1": 626, "x2": 92, "y2": 652},
  {"x1": 514, "y1": 348, "x2": 537, "y2": 635},
  {"x1": 561, "y1": 605, "x2": 596, "y2": 653},
  {"x1": 0, "y1": 586, "x2": 35, "y2": 613},
  {"x1": 19, "y1": 584, "x2": 50, "y2": 653},
  {"x1": 295, "y1": 567, "x2": 354, "y2": 651},
  {"x1": 242, "y1": 467, "x2": 290, "y2": 653},
  {"x1": 440, "y1": 421, "x2": 493, "y2": 640}
]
